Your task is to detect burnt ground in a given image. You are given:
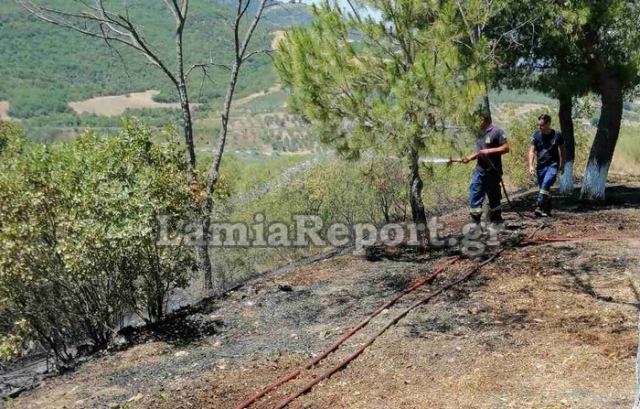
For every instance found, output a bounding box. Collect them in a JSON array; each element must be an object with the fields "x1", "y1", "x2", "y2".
[{"x1": 7, "y1": 183, "x2": 640, "y2": 409}]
